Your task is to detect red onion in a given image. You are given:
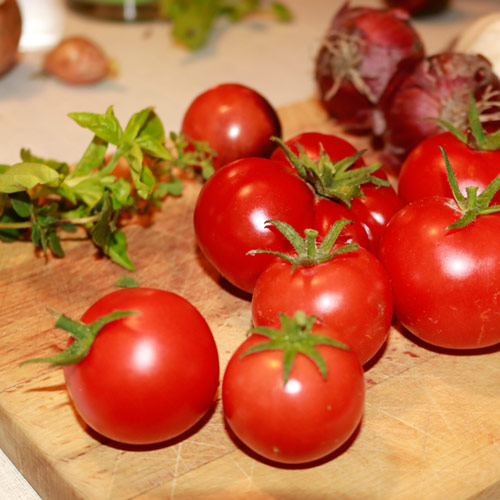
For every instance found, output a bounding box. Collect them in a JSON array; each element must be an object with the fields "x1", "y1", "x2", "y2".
[
  {"x1": 381, "y1": 52, "x2": 500, "y2": 166},
  {"x1": 384, "y1": 0, "x2": 449, "y2": 17},
  {"x1": 314, "y1": 1, "x2": 425, "y2": 134}
]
